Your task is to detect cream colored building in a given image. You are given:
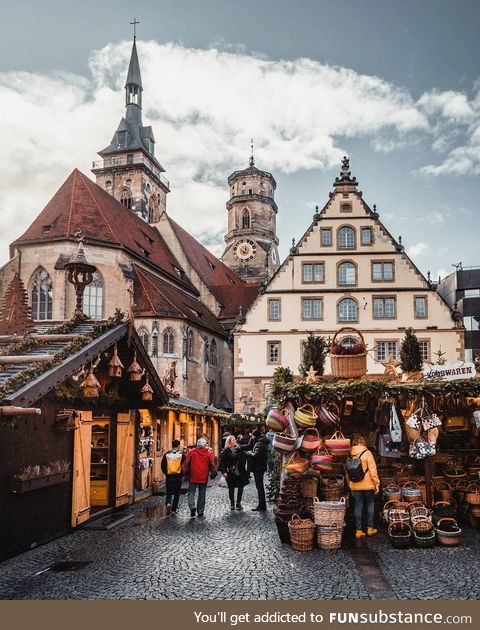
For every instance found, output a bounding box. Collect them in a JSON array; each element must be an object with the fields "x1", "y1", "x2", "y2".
[{"x1": 233, "y1": 158, "x2": 463, "y2": 413}]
